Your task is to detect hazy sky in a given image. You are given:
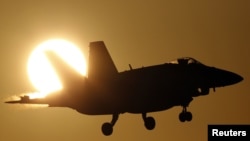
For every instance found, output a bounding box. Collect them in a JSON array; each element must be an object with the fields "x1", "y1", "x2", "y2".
[{"x1": 0, "y1": 0, "x2": 249, "y2": 141}]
